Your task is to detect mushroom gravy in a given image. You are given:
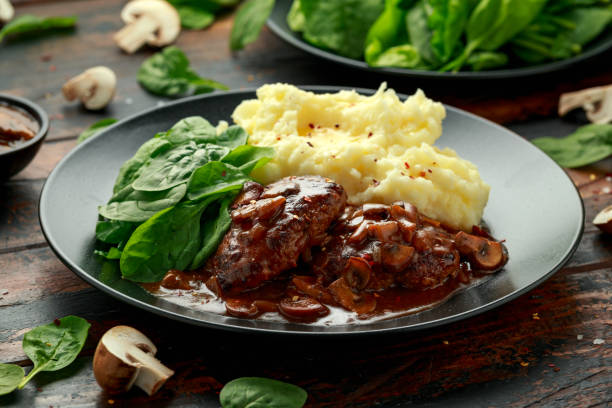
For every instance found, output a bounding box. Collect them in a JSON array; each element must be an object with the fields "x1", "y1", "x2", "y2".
[{"x1": 0, "y1": 103, "x2": 39, "y2": 151}]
